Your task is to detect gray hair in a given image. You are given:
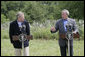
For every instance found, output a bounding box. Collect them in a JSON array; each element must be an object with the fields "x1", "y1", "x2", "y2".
[
  {"x1": 62, "y1": 9, "x2": 69, "y2": 15},
  {"x1": 16, "y1": 11, "x2": 24, "y2": 18}
]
